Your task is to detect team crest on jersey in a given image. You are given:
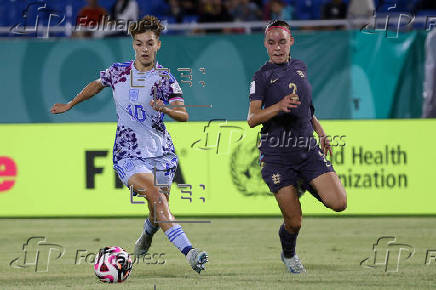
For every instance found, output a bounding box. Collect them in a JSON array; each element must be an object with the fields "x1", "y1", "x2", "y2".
[
  {"x1": 297, "y1": 70, "x2": 305, "y2": 78},
  {"x1": 129, "y1": 89, "x2": 139, "y2": 101},
  {"x1": 272, "y1": 173, "x2": 281, "y2": 184}
]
